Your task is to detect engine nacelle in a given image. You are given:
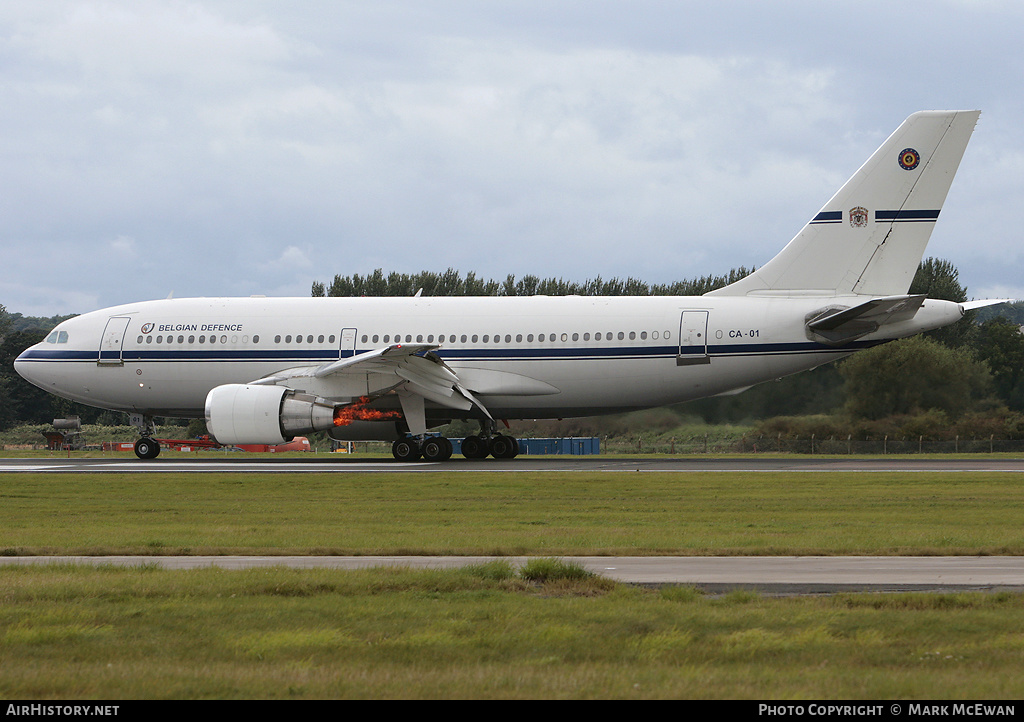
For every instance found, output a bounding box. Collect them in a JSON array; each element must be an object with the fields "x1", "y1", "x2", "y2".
[{"x1": 205, "y1": 384, "x2": 337, "y2": 445}]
